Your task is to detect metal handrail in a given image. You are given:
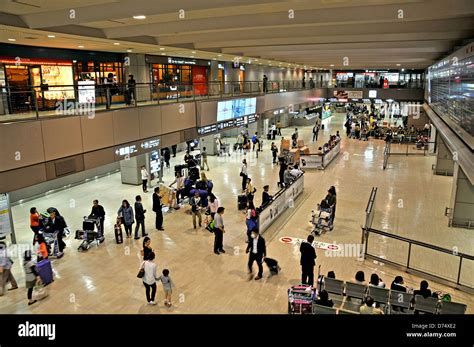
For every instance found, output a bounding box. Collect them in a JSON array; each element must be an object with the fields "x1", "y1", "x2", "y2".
[
  {"x1": 363, "y1": 227, "x2": 474, "y2": 292},
  {"x1": 0, "y1": 80, "x2": 327, "y2": 121}
]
